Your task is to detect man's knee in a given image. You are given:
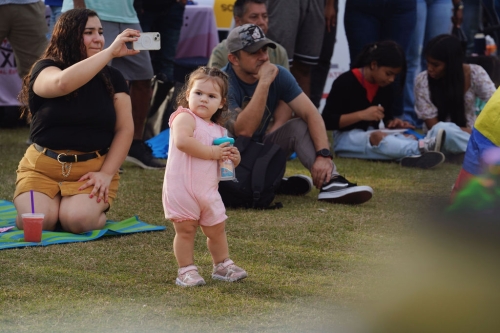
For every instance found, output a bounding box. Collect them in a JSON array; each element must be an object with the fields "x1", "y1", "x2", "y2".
[{"x1": 286, "y1": 118, "x2": 310, "y2": 140}]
